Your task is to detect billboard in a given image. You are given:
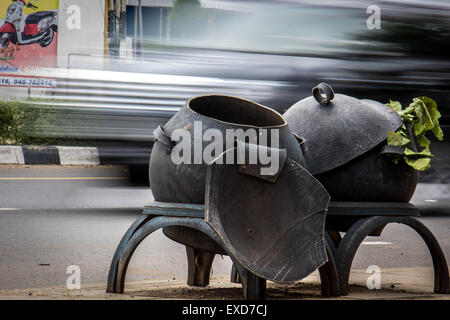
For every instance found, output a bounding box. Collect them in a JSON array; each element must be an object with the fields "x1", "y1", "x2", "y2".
[{"x1": 0, "y1": 0, "x2": 58, "y2": 88}]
